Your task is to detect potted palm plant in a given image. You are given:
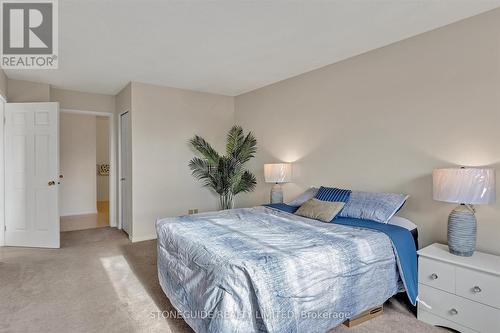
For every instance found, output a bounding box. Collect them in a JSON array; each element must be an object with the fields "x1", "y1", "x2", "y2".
[{"x1": 189, "y1": 126, "x2": 257, "y2": 210}]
